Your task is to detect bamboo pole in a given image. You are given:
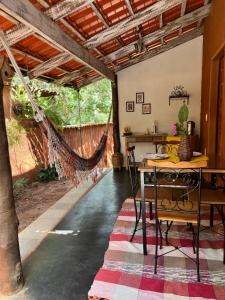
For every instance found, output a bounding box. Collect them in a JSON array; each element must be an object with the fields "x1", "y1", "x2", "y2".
[{"x1": 0, "y1": 58, "x2": 24, "y2": 295}]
